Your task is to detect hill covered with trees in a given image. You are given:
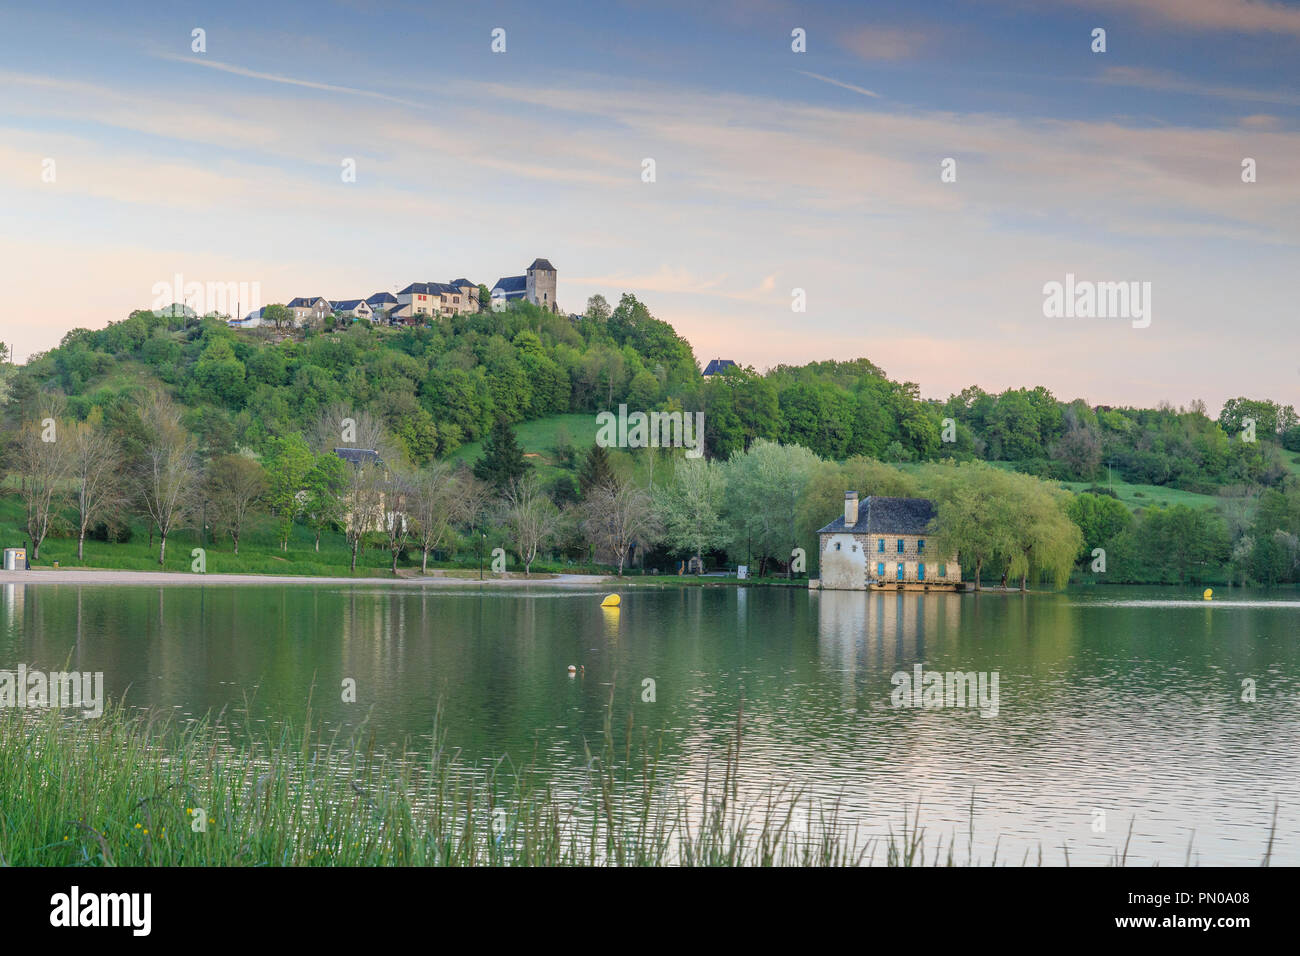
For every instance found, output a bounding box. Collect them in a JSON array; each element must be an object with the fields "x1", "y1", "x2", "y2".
[{"x1": 2, "y1": 292, "x2": 1298, "y2": 586}]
